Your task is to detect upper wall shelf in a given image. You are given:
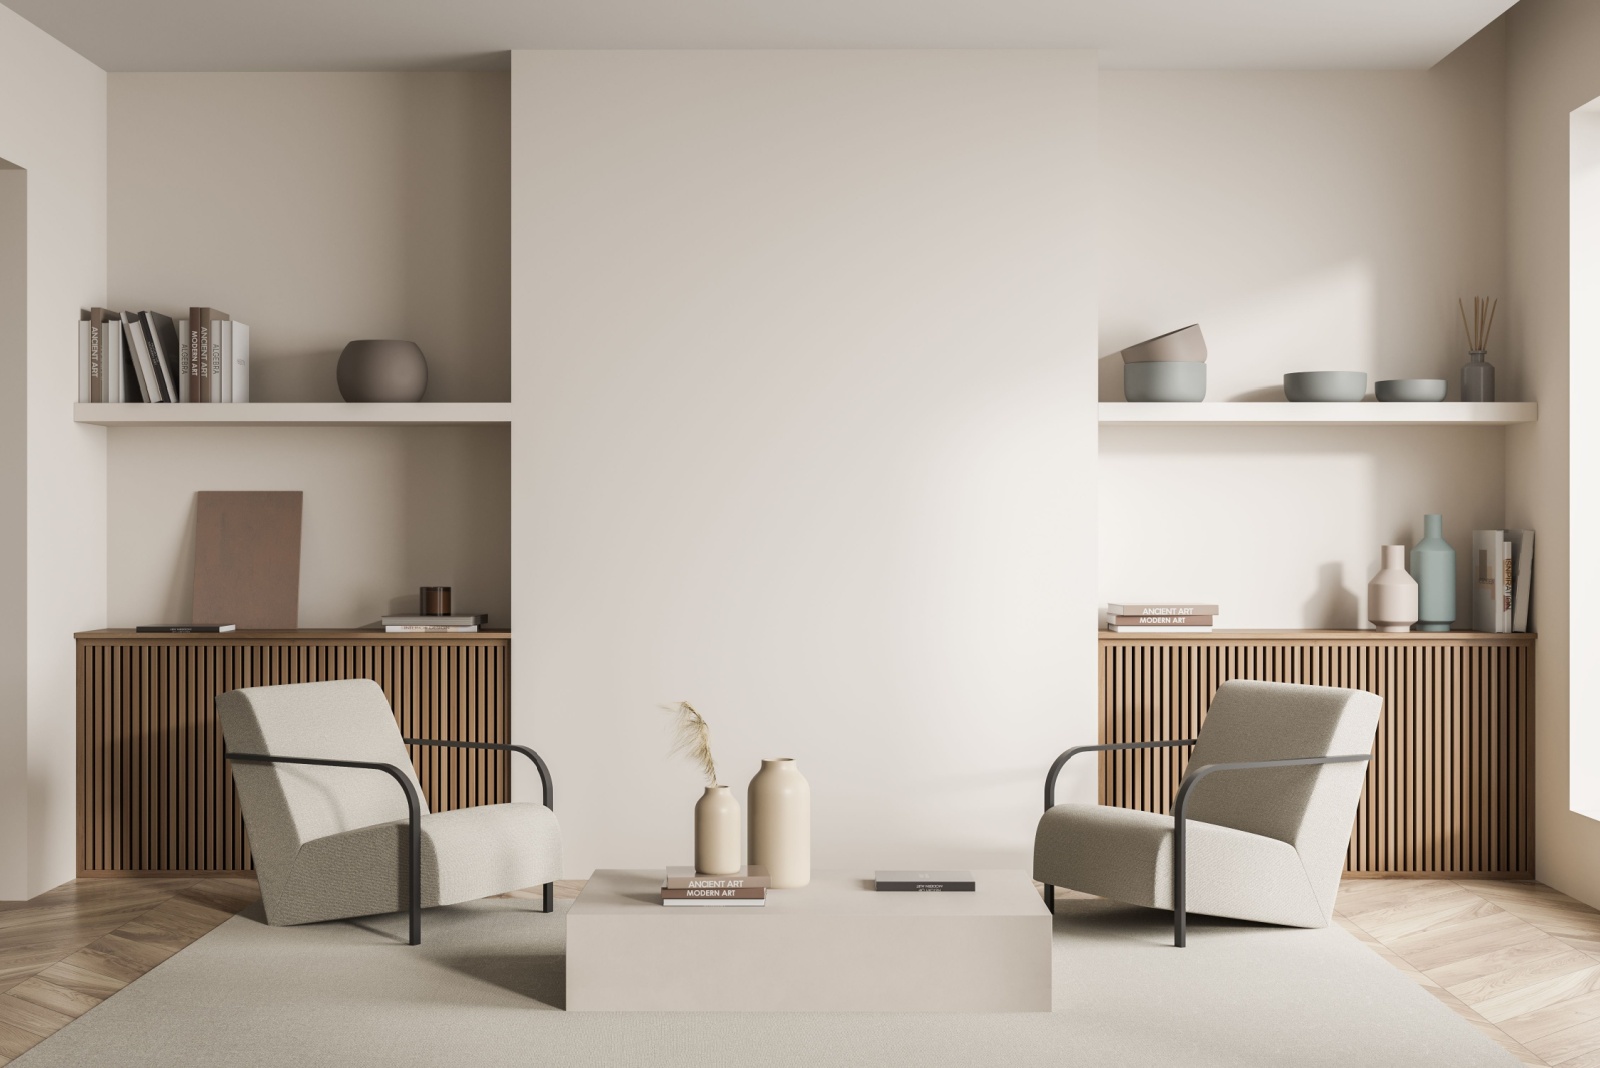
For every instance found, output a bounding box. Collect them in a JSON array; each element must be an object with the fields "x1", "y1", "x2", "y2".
[
  {"x1": 73, "y1": 402, "x2": 513, "y2": 428},
  {"x1": 1098, "y1": 402, "x2": 1538, "y2": 426}
]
